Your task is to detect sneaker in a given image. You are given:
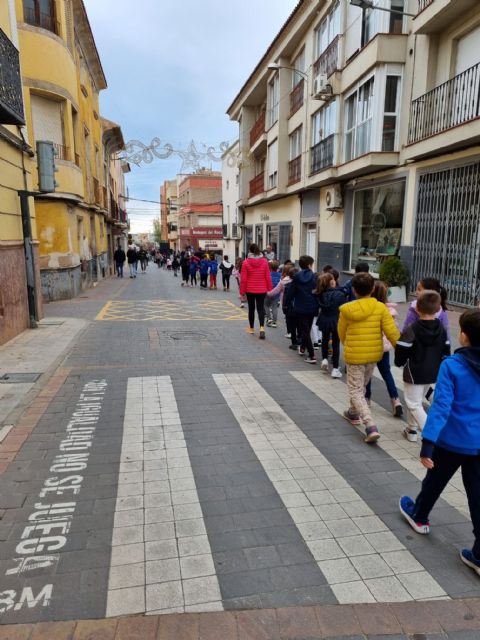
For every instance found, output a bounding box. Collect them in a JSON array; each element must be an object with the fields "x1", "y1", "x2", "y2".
[
  {"x1": 298, "y1": 347, "x2": 305, "y2": 356},
  {"x1": 343, "y1": 410, "x2": 362, "y2": 426},
  {"x1": 285, "y1": 333, "x2": 291, "y2": 339},
  {"x1": 399, "y1": 496, "x2": 430, "y2": 534},
  {"x1": 240, "y1": 303, "x2": 245, "y2": 308},
  {"x1": 259, "y1": 328, "x2": 266, "y2": 340},
  {"x1": 320, "y1": 359, "x2": 329, "y2": 372},
  {"x1": 392, "y1": 399, "x2": 403, "y2": 418},
  {"x1": 246, "y1": 327, "x2": 255, "y2": 335},
  {"x1": 270, "y1": 322, "x2": 277, "y2": 328},
  {"x1": 223, "y1": 287, "x2": 227, "y2": 291},
  {"x1": 288, "y1": 344, "x2": 299, "y2": 350},
  {"x1": 266, "y1": 320, "x2": 272, "y2": 327},
  {"x1": 305, "y1": 357, "x2": 317, "y2": 365},
  {"x1": 313, "y1": 342, "x2": 320, "y2": 350},
  {"x1": 403, "y1": 427, "x2": 418, "y2": 443},
  {"x1": 460, "y1": 549, "x2": 480, "y2": 575},
  {"x1": 364, "y1": 426, "x2": 380, "y2": 443},
  {"x1": 331, "y1": 368, "x2": 342, "y2": 379}
]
